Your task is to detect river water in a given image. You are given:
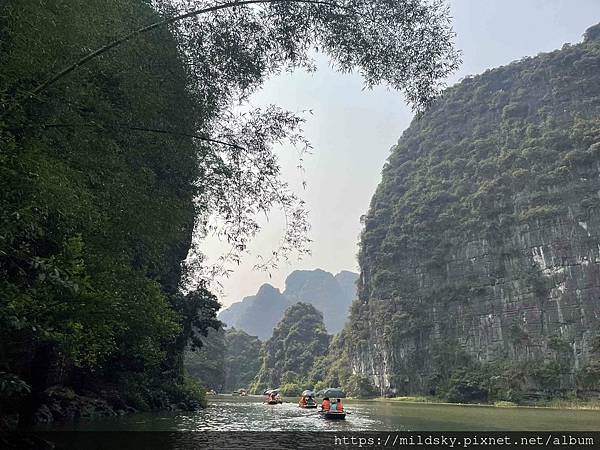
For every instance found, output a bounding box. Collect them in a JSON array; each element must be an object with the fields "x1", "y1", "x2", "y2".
[{"x1": 42, "y1": 395, "x2": 599, "y2": 431}]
